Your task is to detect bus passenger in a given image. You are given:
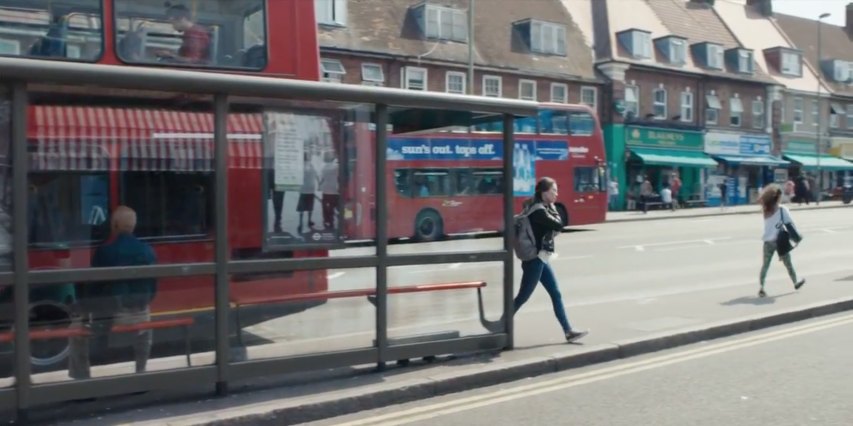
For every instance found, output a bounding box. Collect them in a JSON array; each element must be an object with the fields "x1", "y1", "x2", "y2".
[
  {"x1": 69, "y1": 206, "x2": 157, "y2": 379},
  {"x1": 159, "y1": 5, "x2": 211, "y2": 64}
]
